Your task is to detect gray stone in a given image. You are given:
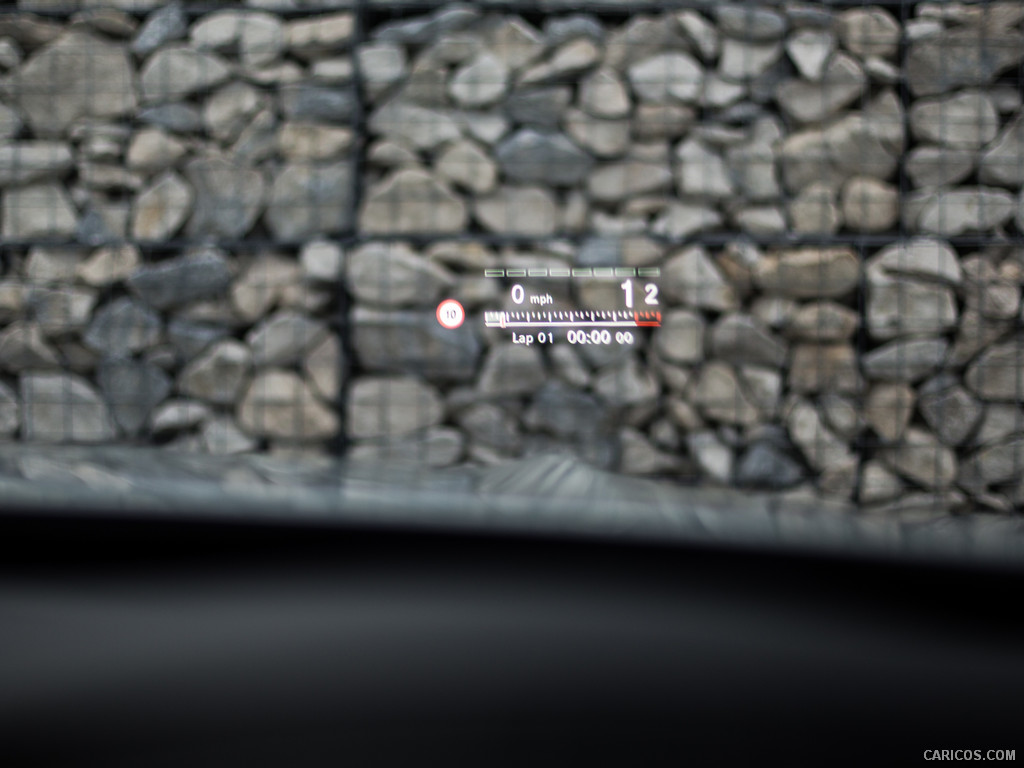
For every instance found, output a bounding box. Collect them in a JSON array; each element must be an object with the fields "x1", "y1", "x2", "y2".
[
  {"x1": 962, "y1": 436, "x2": 1024, "y2": 488},
  {"x1": 593, "y1": 357, "x2": 659, "y2": 407},
  {"x1": 564, "y1": 109, "x2": 631, "y2": 158},
  {"x1": 346, "y1": 376, "x2": 443, "y2": 439},
  {"x1": 496, "y1": 129, "x2": 593, "y2": 186},
  {"x1": 246, "y1": 311, "x2": 326, "y2": 367},
  {"x1": 279, "y1": 83, "x2": 356, "y2": 123},
  {"x1": 166, "y1": 318, "x2": 227, "y2": 361},
  {"x1": 543, "y1": 14, "x2": 603, "y2": 46},
  {"x1": 579, "y1": 67, "x2": 630, "y2": 119},
  {"x1": 691, "y1": 362, "x2": 759, "y2": 426},
  {"x1": 519, "y1": 37, "x2": 600, "y2": 86},
  {"x1": 716, "y1": 4, "x2": 786, "y2": 41},
  {"x1": 0, "y1": 322, "x2": 59, "y2": 371},
  {"x1": 369, "y1": 101, "x2": 461, "y2": 150},
  {"x1": 83, "y1": 297, "x2": 161, "y2": 356},
  {"x1": 202, "y1": 81, "x2": 267, "y2": 143},
  {"x1": 23, "y1": 246, "x2": 81, "y2": 283},
  {"x1": 523, "y1": 381, "x2": 609, "y2": 443},
  {"x1": 474, "y1": 186, "x2": 558, "y2": 236},
  {"x1": 785, "y1": 29, "x2": 833, "y2": 81},
  {"x1": 685, "y1": 430, "x2": 733, "y2": 483},
  {"x1": 131, "y1": 171, "x2": 193, "y2": 241},
  {"x1": 0, "y1": 142, "x2": 73, "y2": 186},
  {"x1": 914, "y1": 187, "x2": 1015, "y2": 236},
  {"x1": 285, "y1": 12, "x2": 354, "y2": 58},
  {"x1": 150, "y1": 399, "x2": 210, "y2": 434},
  {"x1": 0, "y1": 381, "x2": 19, "y2": 436},
  {"x1": 863, "y1": 338, "x2": 948, "y2": 382},
  {"x1": 457, "y1": 403, "x2": 521, "y2": 454},
  {"x1": 179, "y1": 340, "x2": 252, "y2": 406},
  {"x1": 27, "y1": 286, "x2": 96, "y2": 336},
  {"x1": 238, "y1": 369, "x2": 337, "y2": 442},
  {"x1": 675, "y1": 138, "x2": 734, "y2": 199},
  {"x1": 785, "y1": 302, "x2": 859, "y2": 342},
  {"x1": 478, "y1": 344, "x2": 545, "y2": 398},
  {"x1": 184, "y1": 157, "x2": 265, "y2": 239},
  {"x1": 303, "y1": 333, "x2": 341, "y2": 403},
  {"x1": 663, "y1": 246, "x2": 739, "y2": 311},
  {"x1": 788, "y1": 183, "x2": 841, "y2": 234},
  {"x1": 864, "y1": 382, "x2": 915, "y2": 442},
  {"x1": 6, "y1": 30, "x2": 135, "y2": 137},
  {"x1": 346, "y1": 242, "x2": 453, "y2": 308},
  {"x1": 653, "y1": 310, "x2": 704, "y2": 365},
  {"x1": 788, "y1": 343, "x2": 861, "y2": 394},
  {"x1": 965, "y1": 341, "x2": 1024, "y2": 401},
  {"x1": 979, "y1": 113, "x2": 1024, "y2": 187},
  {"x1": 128, "y1": 249, "x2": 231, "y2": 310},
  {"x1": 718, "y1": 38, "x2": 784, "y2": 82},
  {"x1": 202, "y1": 416, "x2": 258, "y2": 455},
  {"x1": 140, "y1": 46, "x2": 230, "y2": 103},
  {"x1": 191, "y1": 10, "x2": 284, "y2": 68},
  {"x1": 628, "y1": 52, "x2": 703, "y2": 104},
  {"x1": 137, "y1": 103, "x2": 203, "y2": 133},
  {"x1": 776, "y1": 53, "x2": 866, "y2": 124},
  {"x1": 866, "y1": 275, "x2": 958, "y2": 340},
  {"x1": 277, "y1": 122, "x2": 353, "y2": 162},
  {"x1": 910, "y1": 91, "x2": 999, "y2": 149},
  {"x1": 906, "y1": 28, "x2": 1024, "y2": 97},
  {"x1": 880, "y1": 427, "x2": 957, "y2": 489},
  {"x1": 131, "y1": 1, "x2": 187, "y2": 56},
  {"x1": 920, "y1": 382, "x2": 983, "y2": 446},
  {"x1": 632, "y1": 103, "x2": 696, "y2": 142},
  {"x1": 359, "y1": 168, "x2": 465, "y2": 235},
  {"x1": 375, "y1": 5, "x2": 477, "y2": 46},
  {"x1": 675, "y1": 10, "x2": 719, "y2": 61},
  {"x1": 96, "y1": 358, "x2": 170, "y2": 436},
  {"x1": 587, "y1": 160, "x2": 673, "y2": 203},
  {"x1": 20, "y1": 373, "x2": 115, "y2": 443},
  {"x1": 754, "y1": 248, "x2": 859, "y2": 299},
  {"x1": 266, "y1": 161, "x2": 354, "y2": 240},
  {"x1": 3, "y1": 183, "x2": 78, "y2": 240},
  {"x1": 619, "y1": 428, "x2": 680, "y2": 475},
  {"x1": 841, "y1": 177, "x2": 898, "y2": 232},
  {"x1": 837, "y1": 7, "x2": 900, "y2": 59},
  {"x1": 871, "y1": 238, "x2": 961, "y2": 286},
  {"x1": 449, "y1": 51, "x2": 508, "y2": 108},
  {"x1": 299, "y1": 240, "x2": 343, "y2": 283},
  {"x1": 0, "y1": 104, "x2": 23, "y2": 140},
  {"x1": 435, "y1": 139, "x2": 497, "y2": 194},
  {"x1": 505, "y1": 87, "x2": 571, "y2": 131},
  {"x1": 860, "y1": 460, "x2": 903, "y2": 504},
  {"x1": 357, "y1": 42, "x2": 406, "y2": 101},
  {"x1": 125, "y1": 128, "x2": 188, "y2": 173},
  {"x1": 736, "y1": 442, "x2": 804, "y2": 489},
  {"x1": 711, "y1": 314, "x2": 788, "y2": 368},
  {"x1": 786, "y1": 399, "x2": 854, "y2": 473},
  {"x1": 229, "y1": 253, "x2": 299, "y2": 323}
]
